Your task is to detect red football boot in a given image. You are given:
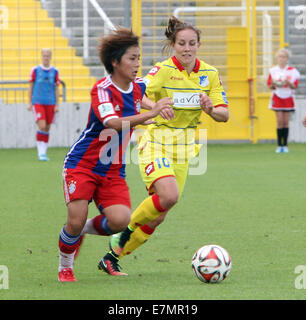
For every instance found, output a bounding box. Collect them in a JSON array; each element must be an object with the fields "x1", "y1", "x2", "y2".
[{"x1": 58, "y1": 268, "x2": 77, "y2": 282}]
